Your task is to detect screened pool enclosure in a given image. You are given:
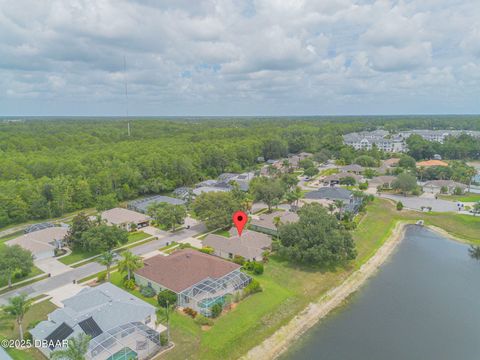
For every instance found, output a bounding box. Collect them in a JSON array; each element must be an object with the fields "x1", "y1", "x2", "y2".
[
  {"x1": 178, "y1": 269, "x2": 251, "y2": 317},
  {"x1": 86, "y1": 322, "x2": 163, "y2": 360}
]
